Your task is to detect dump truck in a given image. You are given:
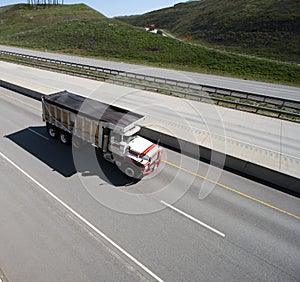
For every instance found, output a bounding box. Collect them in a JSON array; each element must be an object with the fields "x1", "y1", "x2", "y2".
[{"x1": 42, "y1": 90, "x2": 162, "y2": 179}]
